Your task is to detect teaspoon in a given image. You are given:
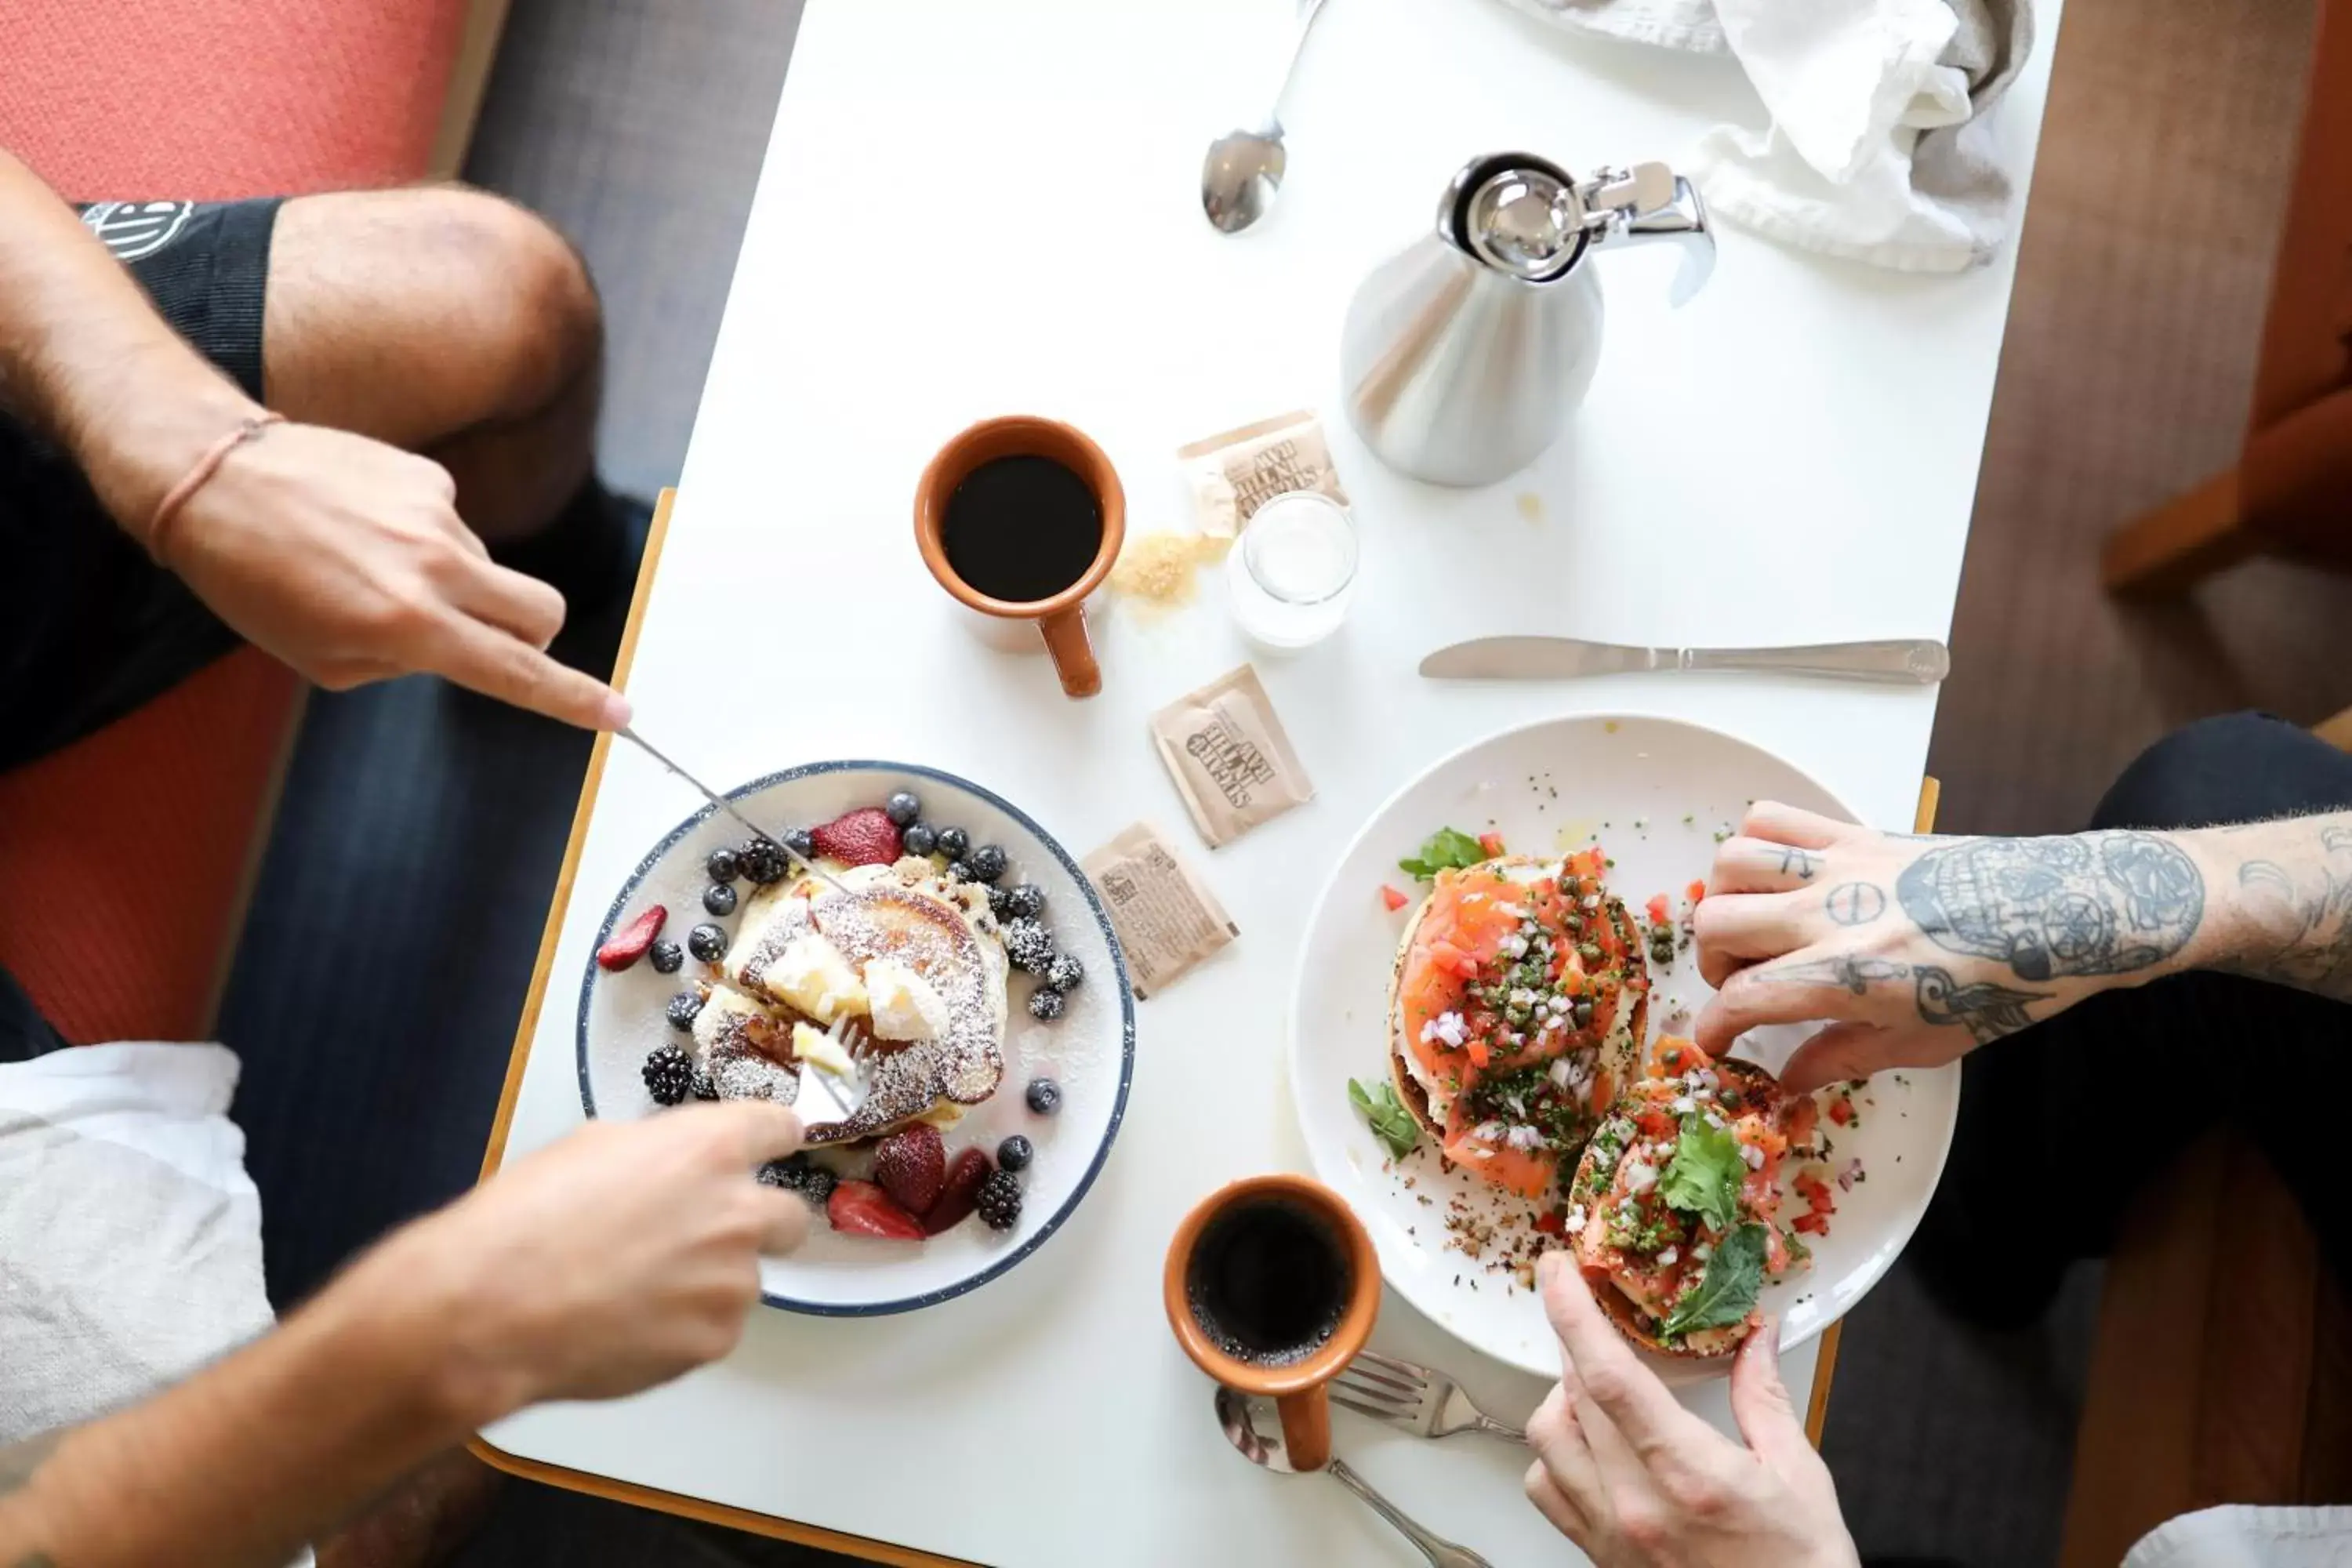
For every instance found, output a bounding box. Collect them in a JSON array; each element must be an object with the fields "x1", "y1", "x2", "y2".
[
  {"x1": 1214, "y1": 1386, "x2": 1492, "y2": 1567},
  {"x1": 1200, "y1": 0, "x2": 1334, "y2": 233}
]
